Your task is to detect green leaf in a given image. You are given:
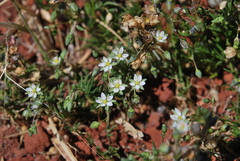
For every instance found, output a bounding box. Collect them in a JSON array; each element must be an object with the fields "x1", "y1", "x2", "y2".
[
  {"x1": 63, "y1": 96, "x2": 73, "y2": 112},
  {"x1": 69, "y1": 2, "x2": 79, "y2": 12},
  {"x1": 178, "y1": 30, "x2": 190, "y2": 36},
  {"x1": 44, "y1": 26, "x2": 54, "y2": 29},
  {"x1": 211, "y1": 16, "x2": 224, "y2": 23},
  {"x1": 65, "y1": 33, "x2": 73, "y2": 46},
  {"x1": 28, "y1": 125, "x2": 37, "y2": 136},
  {"x1": 51, "y1": 29, "x2": 57, "y2": 36},
  {"x1": 90, "y1": 121, "x2": 100, "y2": 128},
  {"x1": 59, "y1": 82, "x2": 65, "y2": 89},
  {"x1": 60, "y1": 49, "x2": 67, "y2": 59},
  {"x1": 22, "y1": 109, "x2": 32, "y2": 119},
  {"x1": 51, "y1": 10, "x2": 58, "y2": 21},
  {"x1": 76, "y1": 25, "x2": 85, "y2": 31},
  {"x1": 54, "y1": 70, "x2": 59, "y2": 79},
  {"x1": 103, "y1": 1, "x2": 119, "y2": 7},
  {"x1": 150, "y1": 66, "x2": 158, "y2": 78},
  {"x1": 92, "y1": 50, "x2": 98, "y2": 57},
  {"x1": 163, "y1": 51, "x2": 171, "y2": 60},
  {"x1": 202, "y1": 98, "x2": 211, "y2": 103}
]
